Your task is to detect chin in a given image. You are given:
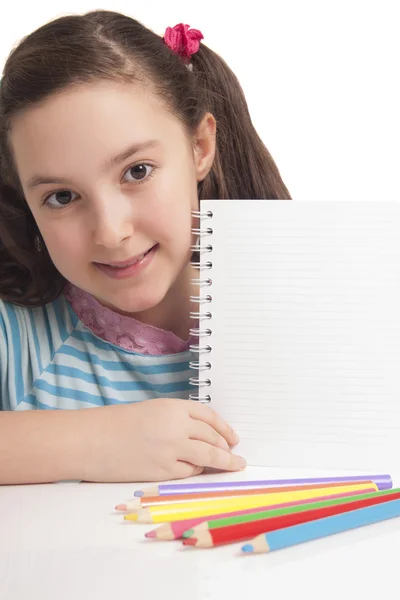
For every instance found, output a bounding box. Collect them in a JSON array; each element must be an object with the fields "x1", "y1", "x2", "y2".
[{"x1": 103, "y1": 287, "x2": 166, "y2": 315}]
